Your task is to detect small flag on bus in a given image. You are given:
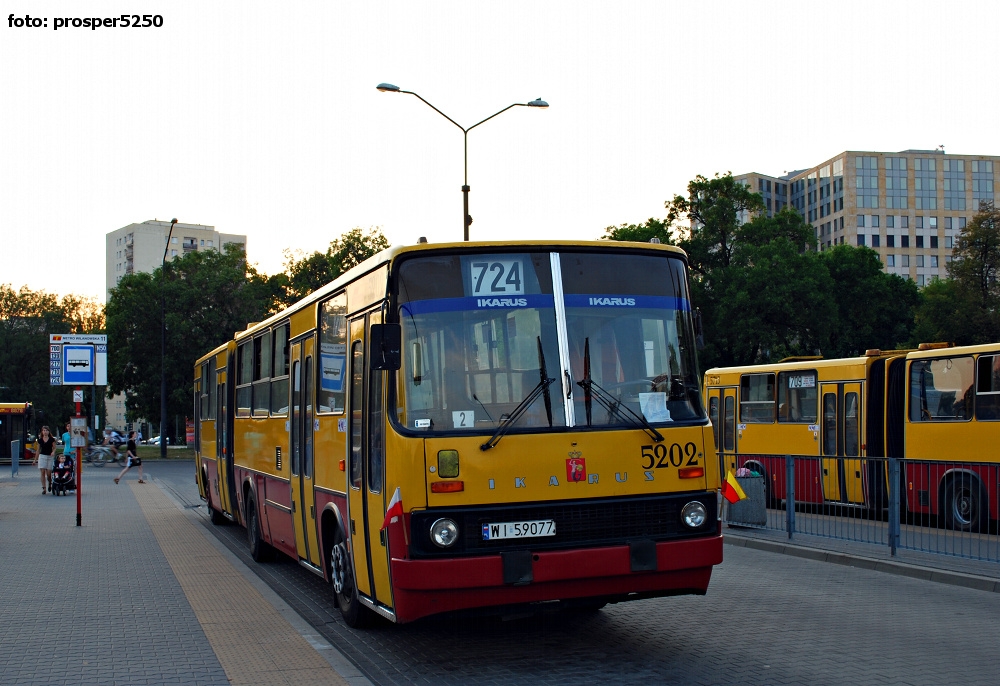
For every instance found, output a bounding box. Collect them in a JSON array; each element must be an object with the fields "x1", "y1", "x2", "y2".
[
  {"x1": 721, "y1": 471, "x2": 748, "y2": 504},
  {"x1": 381, "y1": 487, "x2": 403, "y2": 530}
]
